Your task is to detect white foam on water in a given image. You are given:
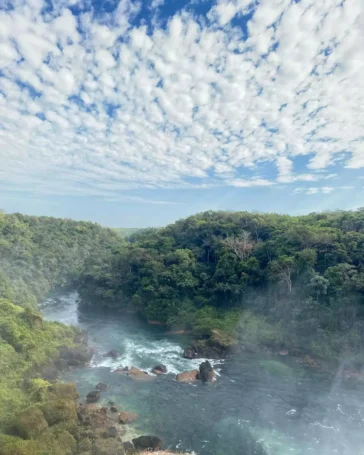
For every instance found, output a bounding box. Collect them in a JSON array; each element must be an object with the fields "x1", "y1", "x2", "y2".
[{"x1": 90, "y1": 337, "x2": 224, "y2": 375}]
